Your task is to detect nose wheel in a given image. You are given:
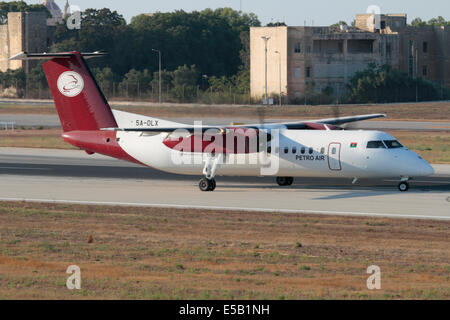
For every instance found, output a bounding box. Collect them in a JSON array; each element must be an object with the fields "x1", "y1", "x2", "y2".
[
  {"x1": 199, "y1": 178, "x2": 216, "y2": 192},
  {"x1": 398, "y1": 181, "x2": 409, "y2": 192}
]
